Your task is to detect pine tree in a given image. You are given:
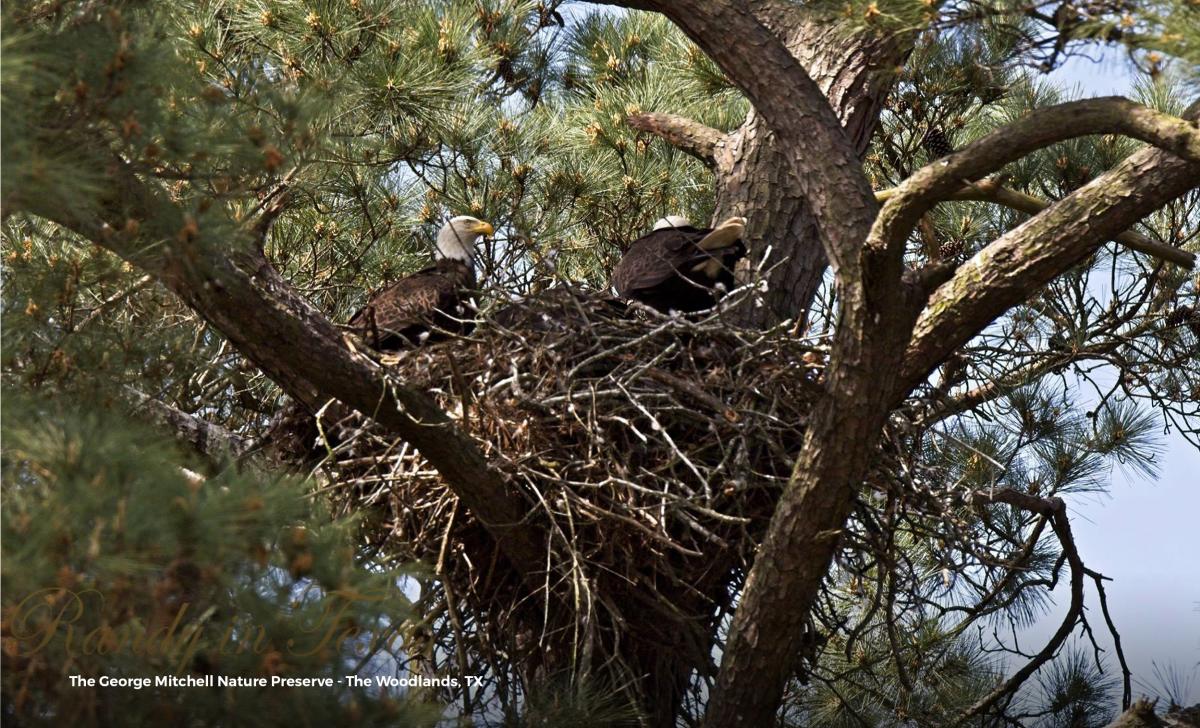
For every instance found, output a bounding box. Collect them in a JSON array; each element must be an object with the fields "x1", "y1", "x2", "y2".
[
  {"x1": 1, "y1": 389, "x2": 436, "y2": 726},
  {"x1": 3, "y1": 0, "x2": 1198, "y2": 726}
]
